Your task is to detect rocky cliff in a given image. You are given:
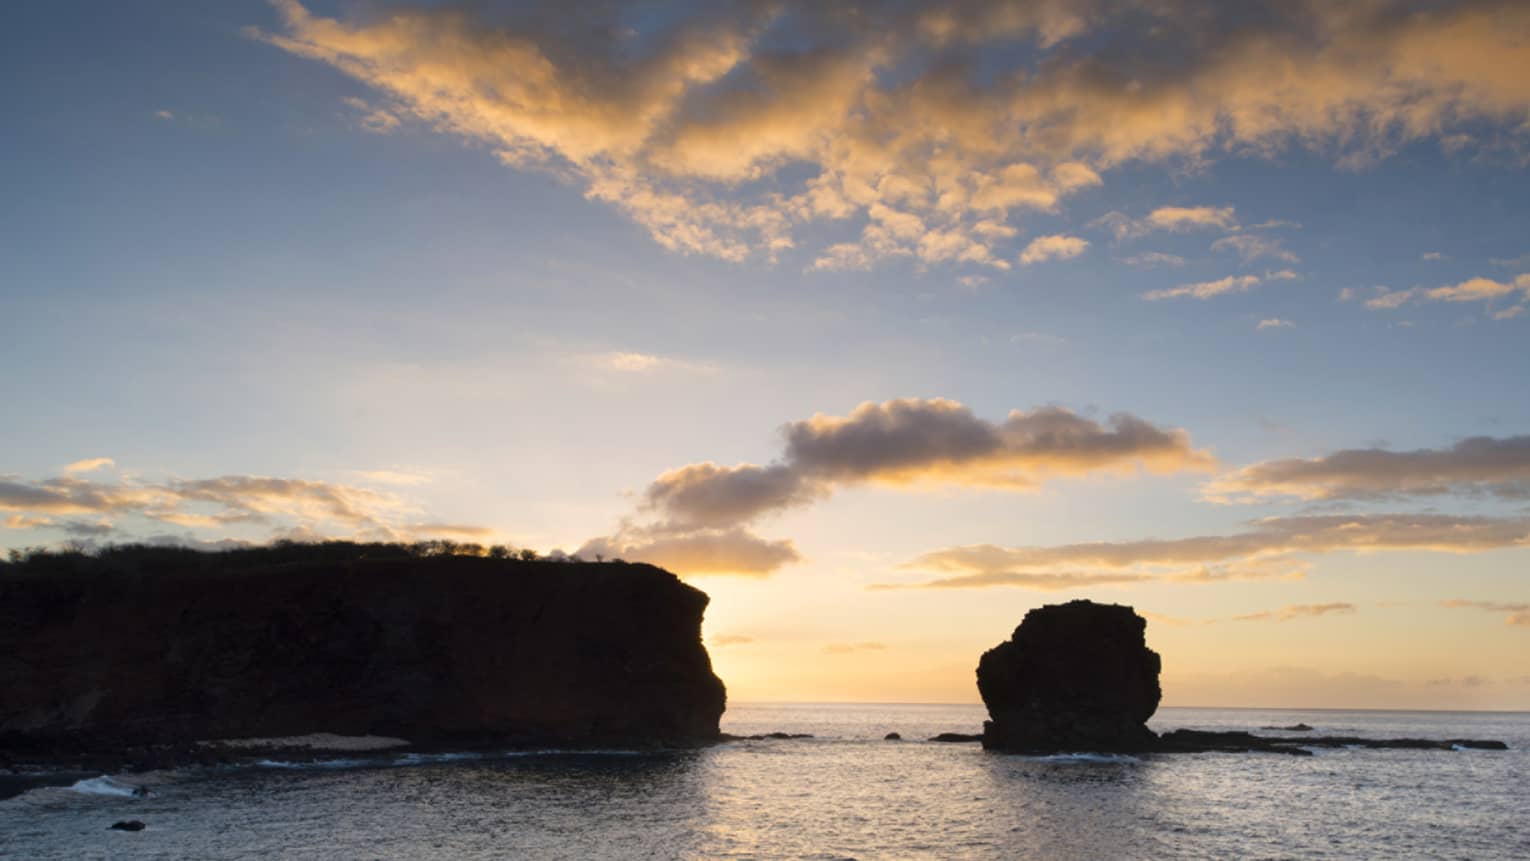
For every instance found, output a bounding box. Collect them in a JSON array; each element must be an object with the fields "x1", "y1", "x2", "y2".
[
  {"x1": 977, "y1": 599, "x2": 1160, "y2": 753},
  {"x1": 0, "y1": 547, "x2": 726, "y2": 753}
]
